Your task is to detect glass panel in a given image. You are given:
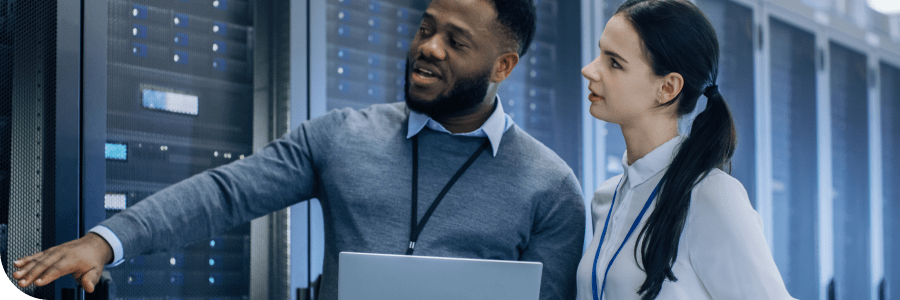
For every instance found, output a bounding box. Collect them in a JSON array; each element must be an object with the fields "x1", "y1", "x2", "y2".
[
  {"x1": 882, "y1": 61, "x2": 900, "y2": 300},
  {"x1": 321, "y1": 0, "x2": 582, "y2": 178},
  {"x1": 769, "y1": 17, "x2": 819, "y2": 300},
  {"x1": 103, "y1": 0, "x2": 254, "y2": 298},
  {"x1": 830, "y1": 41, "x2": 870, "y2": 300}
]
